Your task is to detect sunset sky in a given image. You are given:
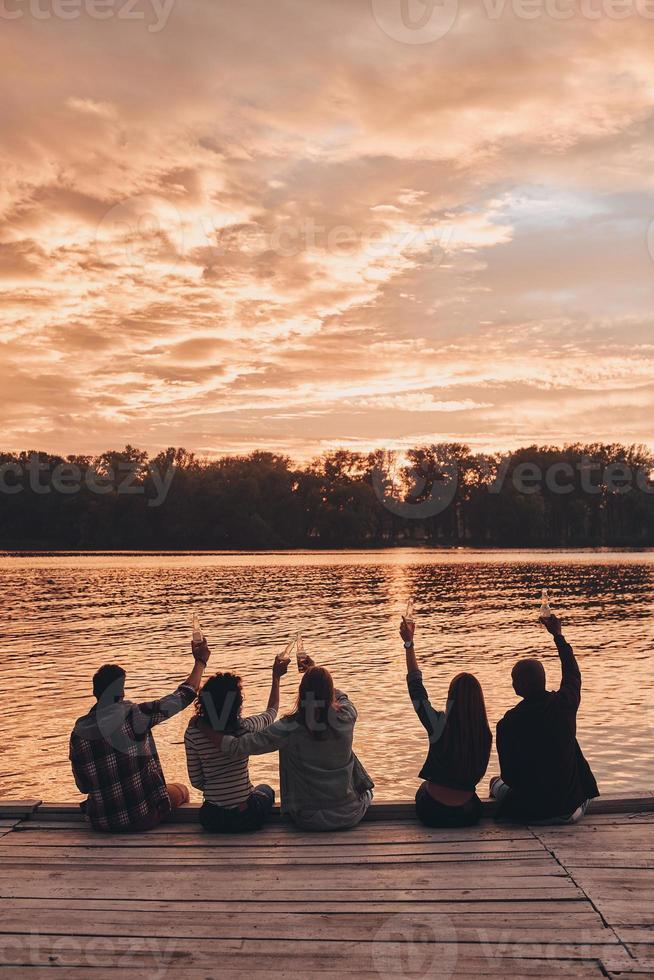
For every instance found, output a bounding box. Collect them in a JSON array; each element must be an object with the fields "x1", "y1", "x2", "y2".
[{"x1": 2, "y1": 0, "x2": 654, "y2": 460}]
